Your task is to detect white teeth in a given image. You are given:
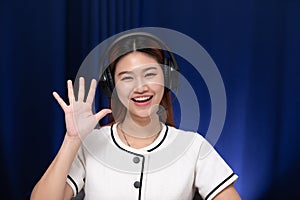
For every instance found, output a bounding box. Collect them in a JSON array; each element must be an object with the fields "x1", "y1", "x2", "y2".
[{"x1": 133, "y1": 96, "x2": 151, "y2": 102}]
